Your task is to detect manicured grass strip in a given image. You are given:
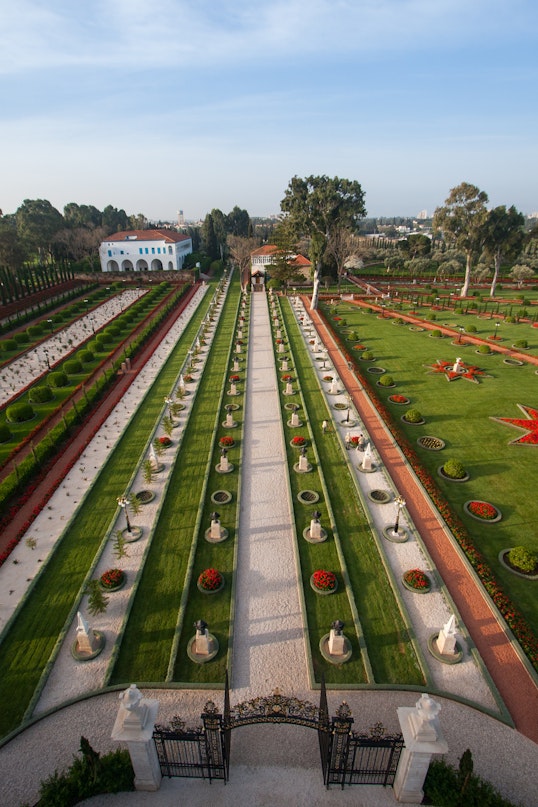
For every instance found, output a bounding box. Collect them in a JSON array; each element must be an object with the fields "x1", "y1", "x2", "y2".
[
  {"x1": 109, "y1": 280, "x2": 241, "y2": 685},
  {"x1": 0, "y1": 290, "x2": 212, "y2": 739},
  {"x1": 270, "y1": 302, "x2": 367, "y2": 686},
  {"x1": 281, "y1": 300, "x2": 425, "y2": 686}
]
